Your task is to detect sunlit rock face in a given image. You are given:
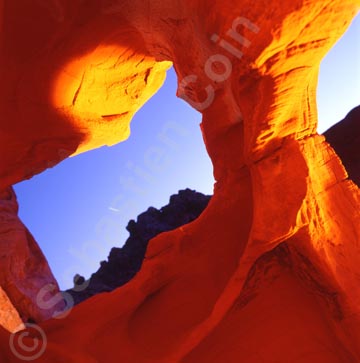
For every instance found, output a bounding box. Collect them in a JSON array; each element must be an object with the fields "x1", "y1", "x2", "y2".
[
  {"x1": 0, "y1": 188, "x2": 64, "y2": 331},
  {"x1": 0, "y1": 287, "x2": 24, "y2": 334},
  {"x1": 0, "y1": 0, "x2": 360, "y2": 362}
]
